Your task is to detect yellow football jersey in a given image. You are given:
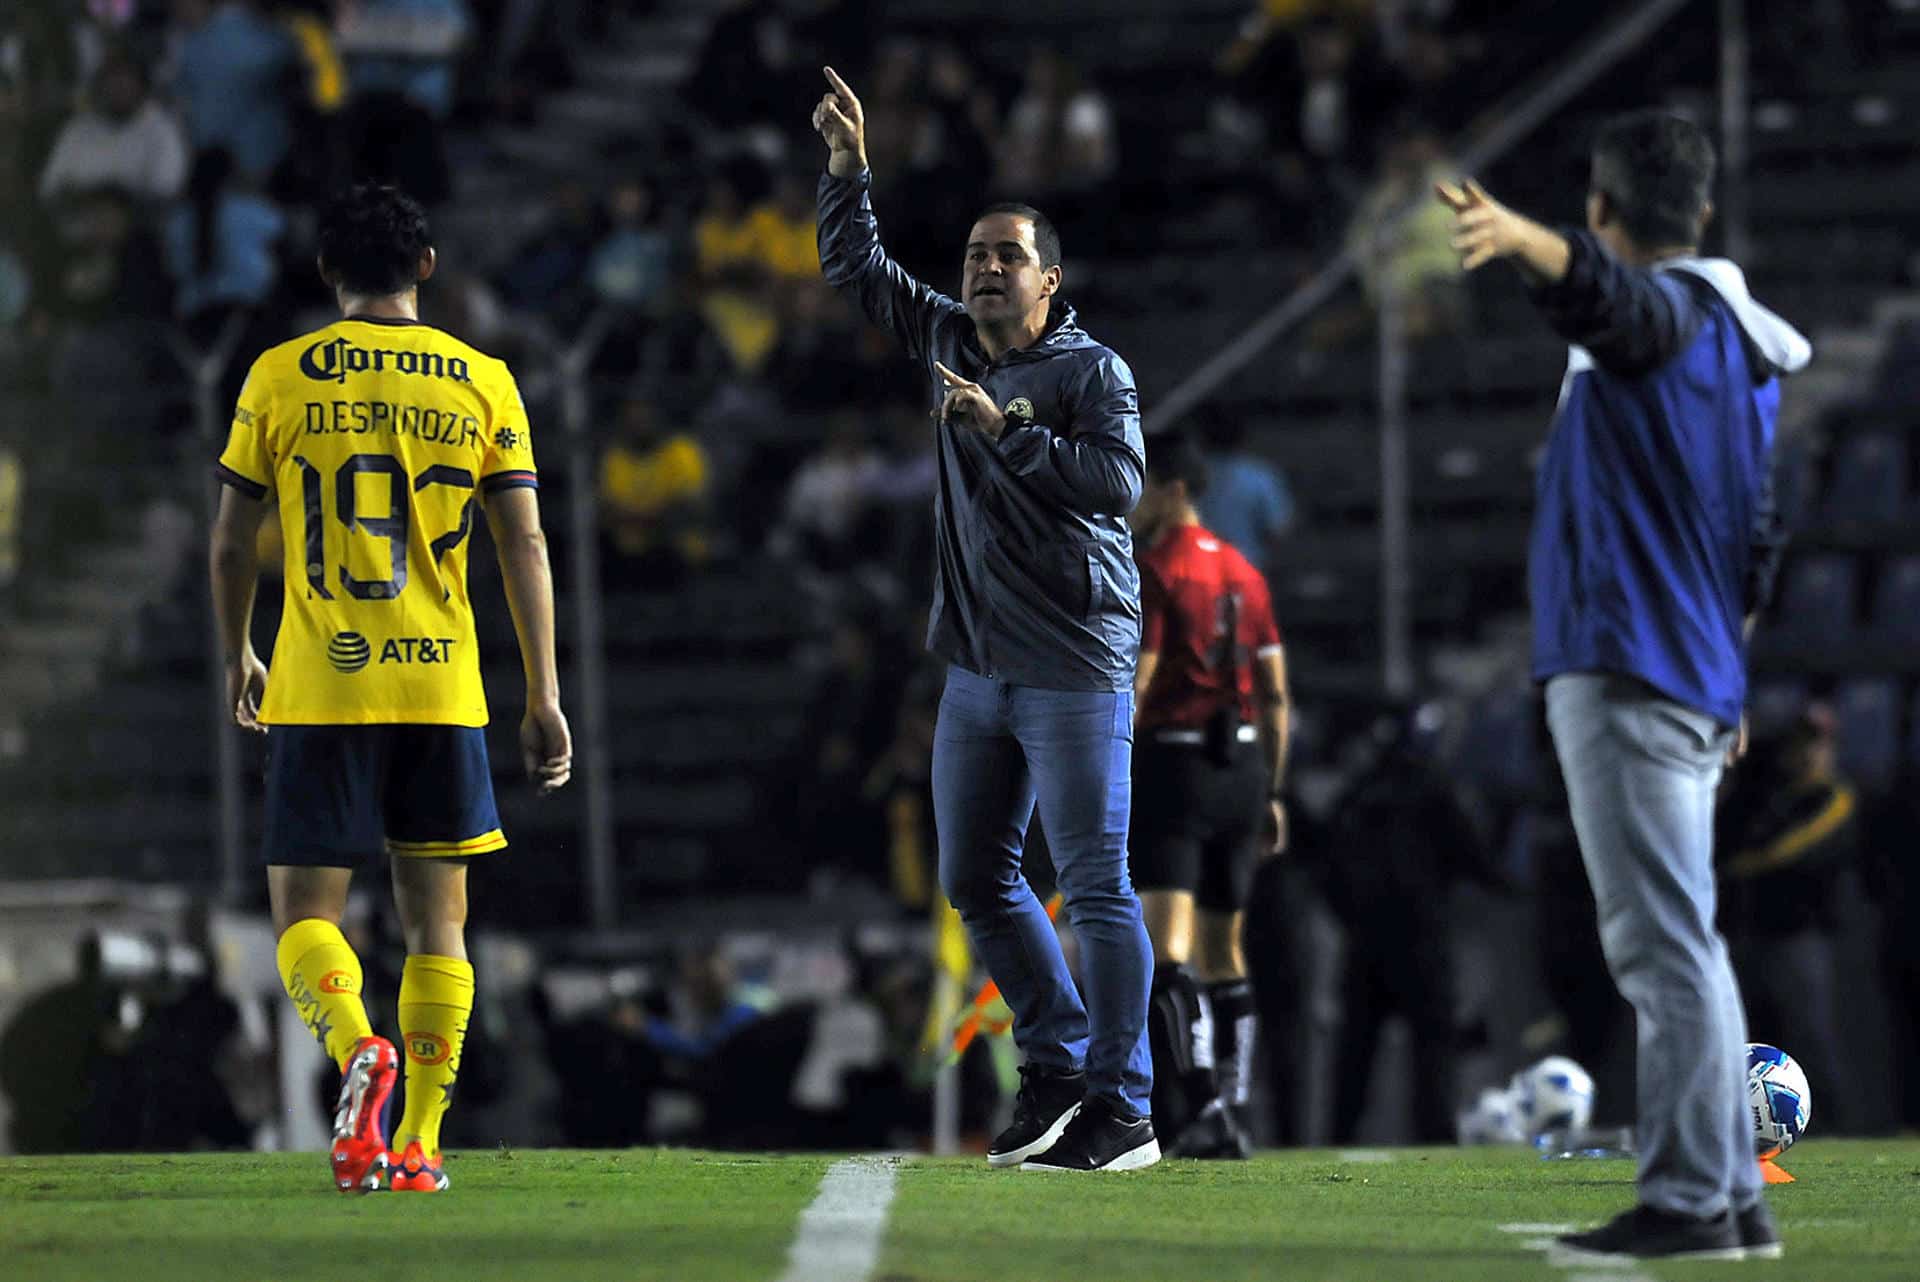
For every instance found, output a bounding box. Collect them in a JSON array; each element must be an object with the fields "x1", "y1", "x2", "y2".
[{"x1": 217, "y1": 316, "x2": 537, "y2": 726}]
